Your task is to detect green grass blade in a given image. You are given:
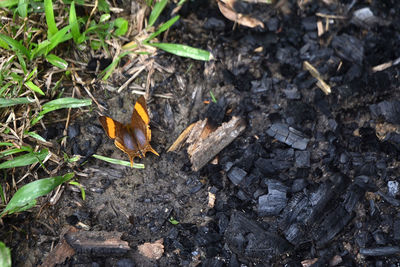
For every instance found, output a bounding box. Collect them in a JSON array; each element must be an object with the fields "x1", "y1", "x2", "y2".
[
  {"x1": 149, "y1": 43, "x2": 211, "y2": 61},
  {"x1": 31, "y1": 97, "x2": 91, "y2": 125},
  {"x1": 41, "y1": 97, "x2": 91, "y2": 112},
  {"x1": 93, "y1": 154, "x2": 145, "y2": 169},
  {"x1": 0, "y1": 147, "x2": 32, "y2": 158},
  {"x1": 17, "y1": 0, "x2": 28, "y2": 18},
  {"x1": 44, "y1": 0, "x2": 58, "y2": 36},
  {"x1": 24, "y1": 80, "x2": 45, "y2": 95},
  {"x1": 0, "y1": 184, "x2": 5, "y2": 204},
  {"x1": 147, "y1": 0, "x2": 168, "y2": 28},
  {"x1": 69, "y1": 181, "x2": 85, "y2": 200},
  {"x1": 26, "y1": 131, "x2": 46, "y2": 142},
  {"x1": 16, "y1": 52, "x2": 27, "y2": 74},
  {"x1": 31, "y1": 40, "x2": 50, "y2": 59},
  {"x1": 44, "y1": 25, "x2": 72, "y2": 56},
  {"x1": 0, "y1": 33, "x2": 30, "y2": 58},
  {"x1": 69, "y1": 1, "x2": 82, "y2": 44},
  {"x1": 144, "y1": 15, "x2": 179, "y2": 43},
  {"x1": 0, "y1": 173, "x2": 74, "y2": 216},
  {"x1": 0, "y1": 149, "x2": 48, "y2": 169},
  {"x1": 0, "y1": 0, "x2": 18, "y2": 8},
  {"x1": 46, "y1": 54, "x2": 68, "y2": 69},
  {"x1": 100, "y1": 51, "x2": 129, "y2": 80},
  {"x1": 0, "y1": 242, "x2": 11, "y2": 267},
  {"x1": 0, "y1": 143, "x2": 14, "y2": 146},
  {"x1": 0, "y1": 97, "x2": 34, "y2": 108}
]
